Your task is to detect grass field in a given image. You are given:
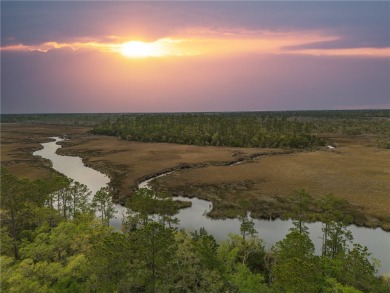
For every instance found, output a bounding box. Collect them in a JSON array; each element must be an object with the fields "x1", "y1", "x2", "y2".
[
  {"x1": 1, "y1": 124, "x2": 389, "y2": 230},
  {"x1": 1, "y1": 124, "x2": 89, "y2": 179},
  {"x1": 56, "y1": 133, "x2": 281, "y2": 201},
  {"x1": 152, "y1": 137, "x2": 390, "y2": 230}
]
